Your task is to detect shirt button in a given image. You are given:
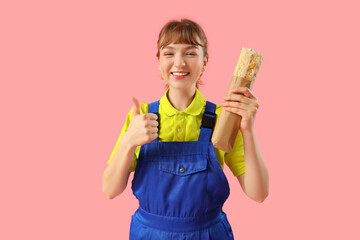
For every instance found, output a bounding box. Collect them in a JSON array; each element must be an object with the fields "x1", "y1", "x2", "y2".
[
  {"x1": 178, "y1": 114, "x2": 182, "y2": 118},
  {"x1": 179, "y1": 167, "x2": 185, "y2": 173},
  {"x1": 177, "y1": 128, "x2": 182, "y2": 132}
]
